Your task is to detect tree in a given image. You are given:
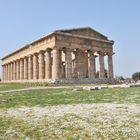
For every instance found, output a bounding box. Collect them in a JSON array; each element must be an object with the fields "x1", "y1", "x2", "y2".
[
  {"x1": 132, "y1": 72, "x2": 140, "y2": 81},
  {"x1": 115, "y1": 76, "x2": 125, "y2": 80}
]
